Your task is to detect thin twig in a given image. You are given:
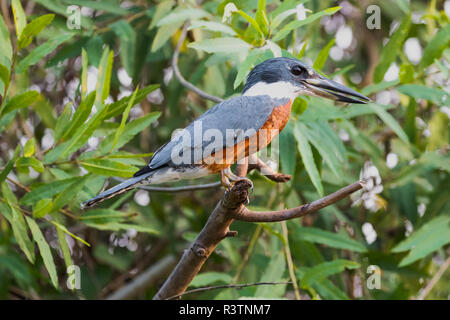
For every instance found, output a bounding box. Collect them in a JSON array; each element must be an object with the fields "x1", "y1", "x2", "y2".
[
  {"x1": 233, "y1": 224, "x2": 263, "y2": 283},
  {"x1": 281, "y1": 220, "x2": 301, "y2": 300},
  {"x1": 166, "y1": 281, "x2": 292, "y2": 300},
  {"x1": 106, "y1": 255, "x2": 177, "y2": 300},
  {"x1": 113, "y1": 177, "x2": 221, "y2": 192},
  {"x1": 6, "y1": 177, "x2": 79, "y2": 219},
  {"x1": 416, "y1": 255, "x2": 450, "y2": 300},
  {"x1": 235, "y1": 181, "x2": 365, "y2": 222},
  {"x1": 172, "y1": 23, "x2": 223, "y2": 103}
]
